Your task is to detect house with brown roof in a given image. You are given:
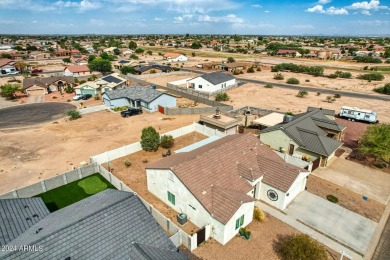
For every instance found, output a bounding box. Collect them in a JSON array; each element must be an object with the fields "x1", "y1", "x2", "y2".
[
  {"x1": 0, "y1": 59, "x2": 17, "y2": 75},
  {"x1": 22, "y1": 76, "x2": 74, "y2": 95},
  {"x1": 64, "y1": 65, "x2": 91, "y2": 77},
  {"x1": 163, "y1": 52, "x2": 188, "y2": 62},
  {"x1": 70, "y1": 55, "x2": 88, "y2": 65},
  {"x1": 146, "y1": 134, "x2": 309, "y2": 245}
]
